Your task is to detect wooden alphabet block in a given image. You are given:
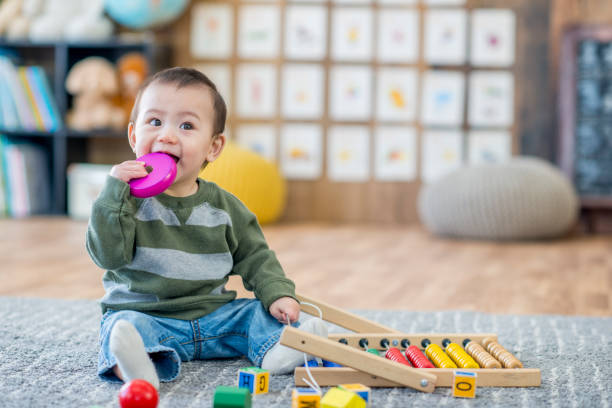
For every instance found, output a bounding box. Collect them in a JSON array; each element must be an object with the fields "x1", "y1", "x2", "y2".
[
  {"x1": 339, "y1": 384, "x2": 370, "y2": 404},
  {"x1": 213, "y1": 386, "x2": 252, "y2": 408},
  {"x1": 452, "y1": 371, "x2": 477, "y2": 398},
  {"x1": 321, "y1": 387, "x2": 366, "y2": 408},
  {"x1": 292, "y1": 387, "x2": 322, "y2": 408},
  {"x1": 237, "y1": 367, "x2": 269, "y2": 395}
]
